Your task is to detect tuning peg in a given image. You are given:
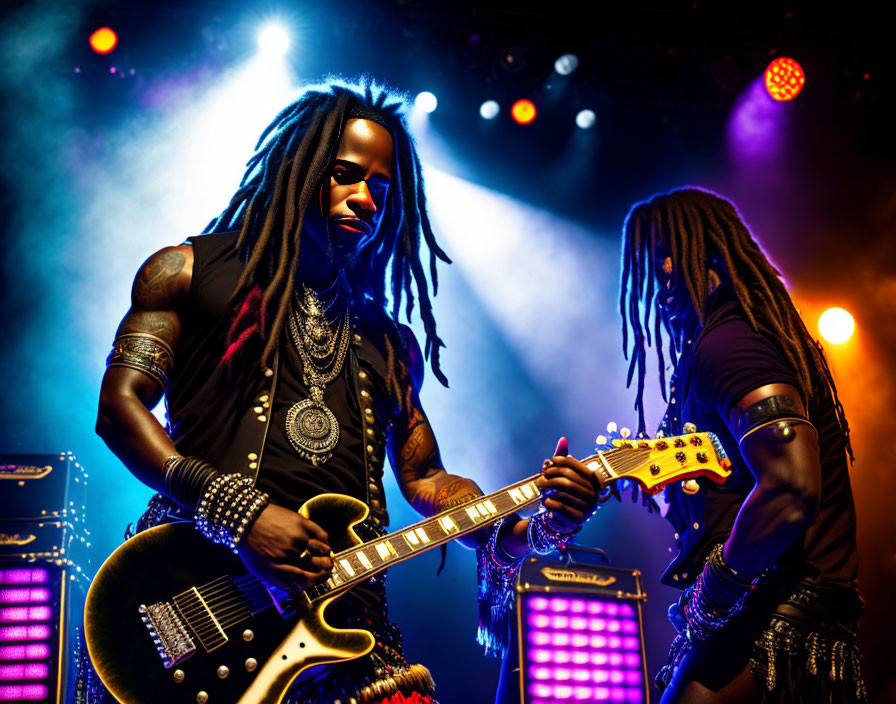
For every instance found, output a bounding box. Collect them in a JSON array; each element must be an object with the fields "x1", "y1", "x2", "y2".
[
  {"x1": 655, "y1": 430, "x2": 666, "y2": 438},
  {"x1": 595, "y1": 435, "x2": 608, "y2": 447},
  {"x1": 683, "y1": 422, "x2": 697, "y2": 433},
  {"x1": 620, "y1": 427, "x2": 631, "y2": 439},
  {"x1": 606, "y1": 421, "x2": 618, "y2": 434}
]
